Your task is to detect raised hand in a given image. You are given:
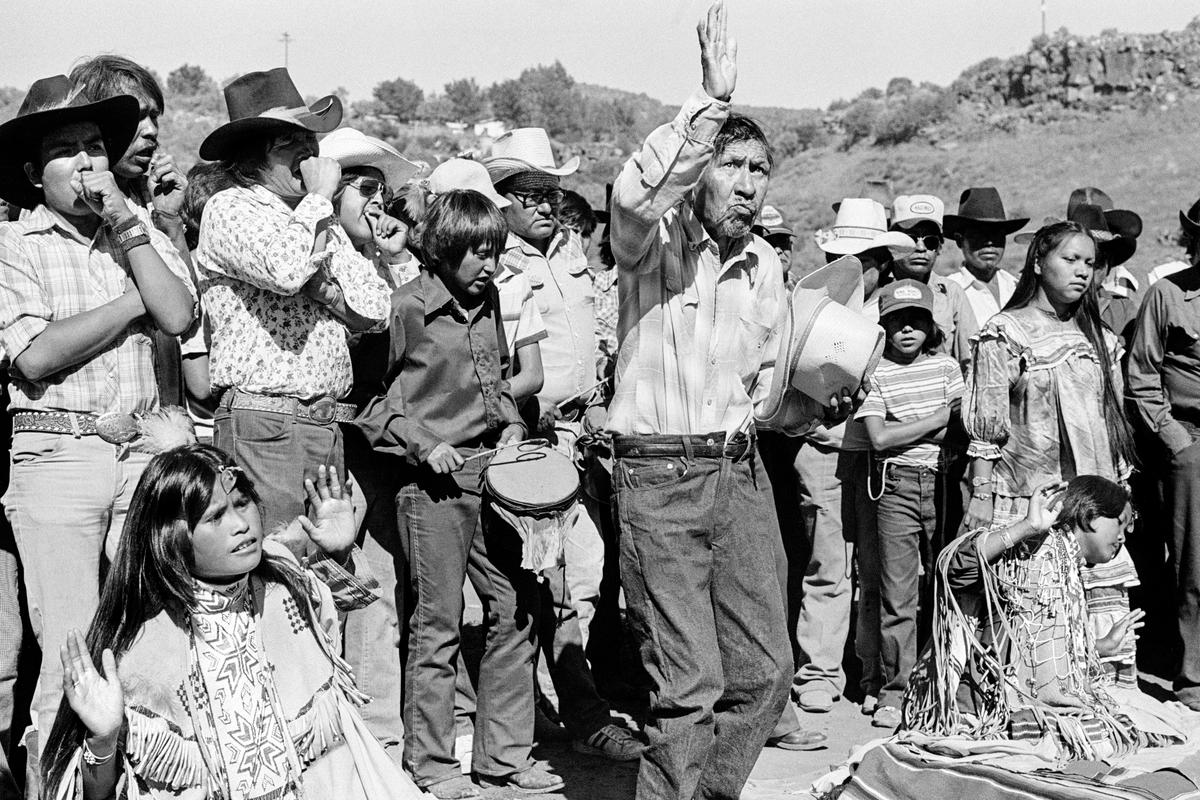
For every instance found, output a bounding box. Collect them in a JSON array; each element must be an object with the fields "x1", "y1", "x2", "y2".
[
  {"x1": 61, "y1": 629, "x2": 124, "y2": 746},
  {"x1": 299, "y1": 156, "x2": 342, "y2": 201},
  {"x1": 298, "y1": 465, "x2": 356, "y2": 561},
  {"x1": 148, "y1": 152, "x2": 188, "y2": 218},
  {"x1": 1024, "y1": 479, "x2": 1067, "y2": 534},
  {"x1": 1096, "y1": 608, "x2": 1145, "y2": 657},
  {"x1": 74, "y1": 170, "x2": 135, "y2": 228},
  {"x1": 698, "y1": 1, "x2": 737, "y2": 101},
  {"x1": 371, "y1": 213, "x2": 409, "y2": 258}
]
